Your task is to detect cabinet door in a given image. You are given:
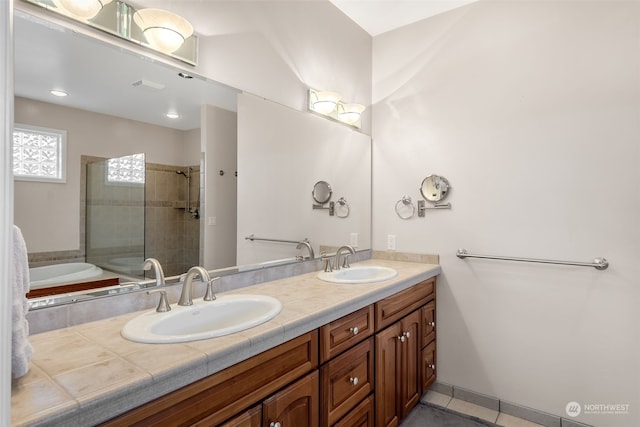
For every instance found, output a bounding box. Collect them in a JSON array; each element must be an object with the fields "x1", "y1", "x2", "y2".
[
  {"x1": 421, "y1": 340, "x2": 436, "y2": 392},
  {"x1": 420, "y1": 301, "x2": 436, "y2": 348},
  {"x1": 375, "y1": 322, "x2": 401, "y2": 427},
  {"x1": 220, "y1": 405, "x2": 262, "y2": 427},
  {"x1": 399, "y1": 310, "x2": 421, "y2": 420},
  {"x1": 333, "y1": 395, "x2": 374, "y2": 427},
  {"x1": 263, "y1": 371, "x2": 319, "y2": 427}
]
